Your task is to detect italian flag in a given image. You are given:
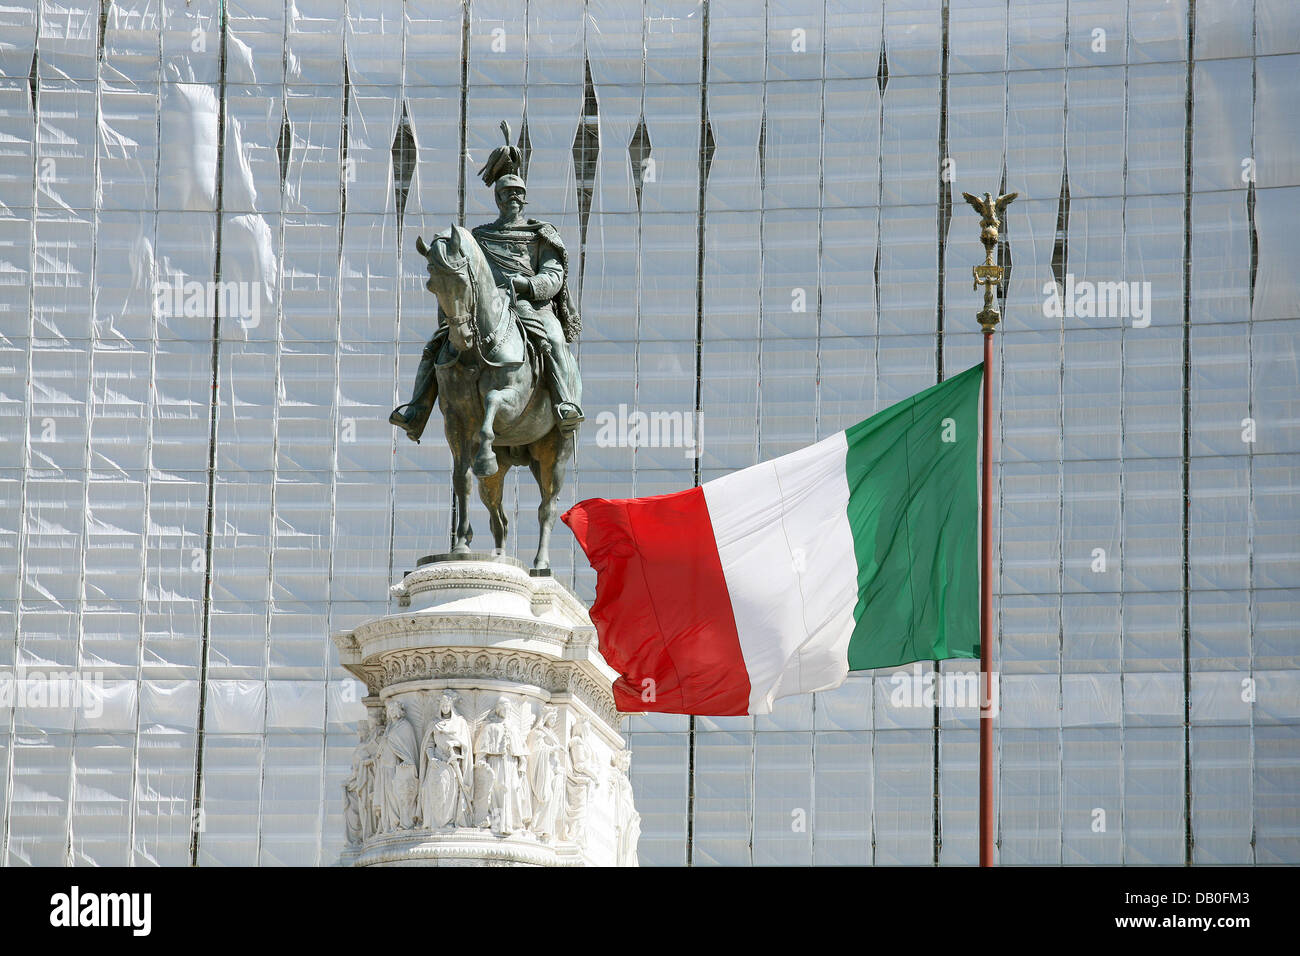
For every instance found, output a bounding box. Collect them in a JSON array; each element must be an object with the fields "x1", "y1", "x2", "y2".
[{"x1": 562, "y1": 363, "x2": 984, "y2": 716}]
